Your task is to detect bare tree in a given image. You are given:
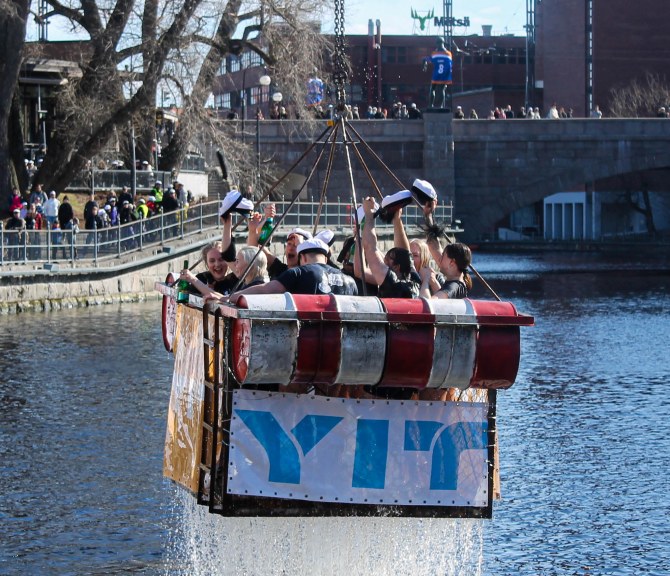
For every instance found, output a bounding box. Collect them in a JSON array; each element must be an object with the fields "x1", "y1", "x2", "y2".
[
  {"x1": 0, "y1": 0, "x2": 30, "y2": 208},
  {"x1": 609, "y1": 72, "x2": 670, "y2": 118},
  {"x1": 3, "y1": 0, "x2": 332, "y2": 196},
  {"x1": 161, "y1": 1, "x2": 331, "y2": 163}
]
